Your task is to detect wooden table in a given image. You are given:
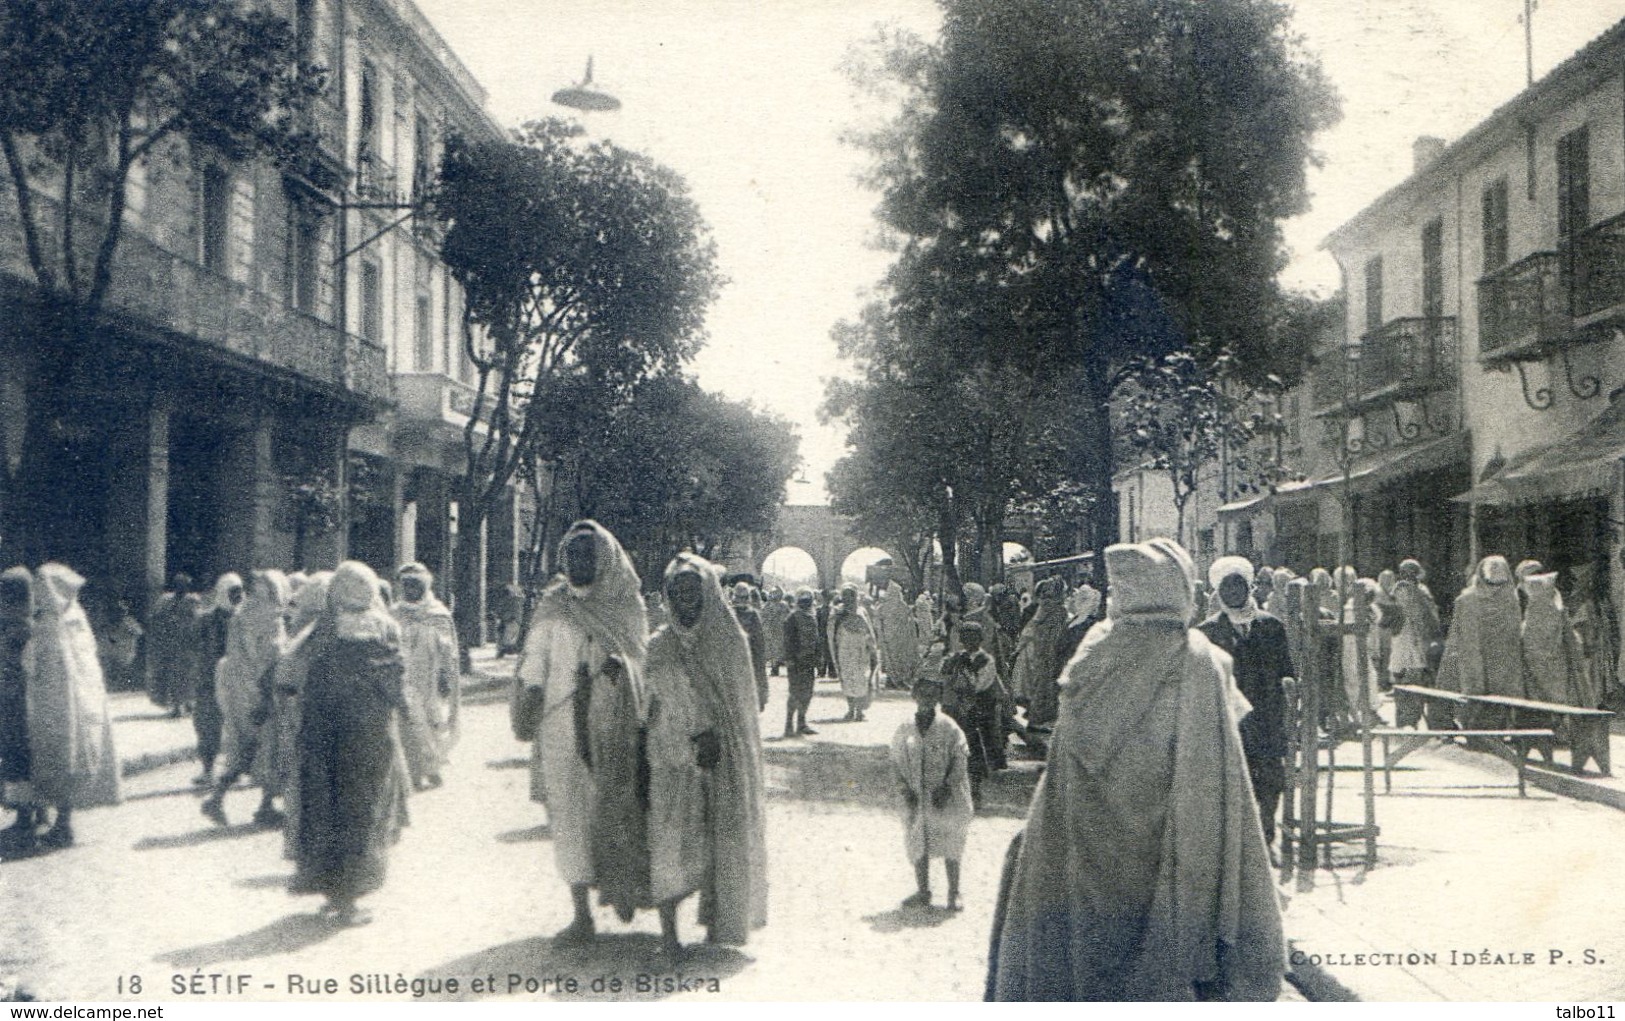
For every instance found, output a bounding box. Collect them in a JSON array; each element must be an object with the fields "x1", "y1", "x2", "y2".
[
  {"x1": 1464, "y1": 694, "x2": 1614, "y2": 776},
  {"x1": 1370, "y1": 727, "x2": 1556, "y2": 797},
  {"x1": 1391, "y1": 684, "x2": 1469, "y2": 731}
]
